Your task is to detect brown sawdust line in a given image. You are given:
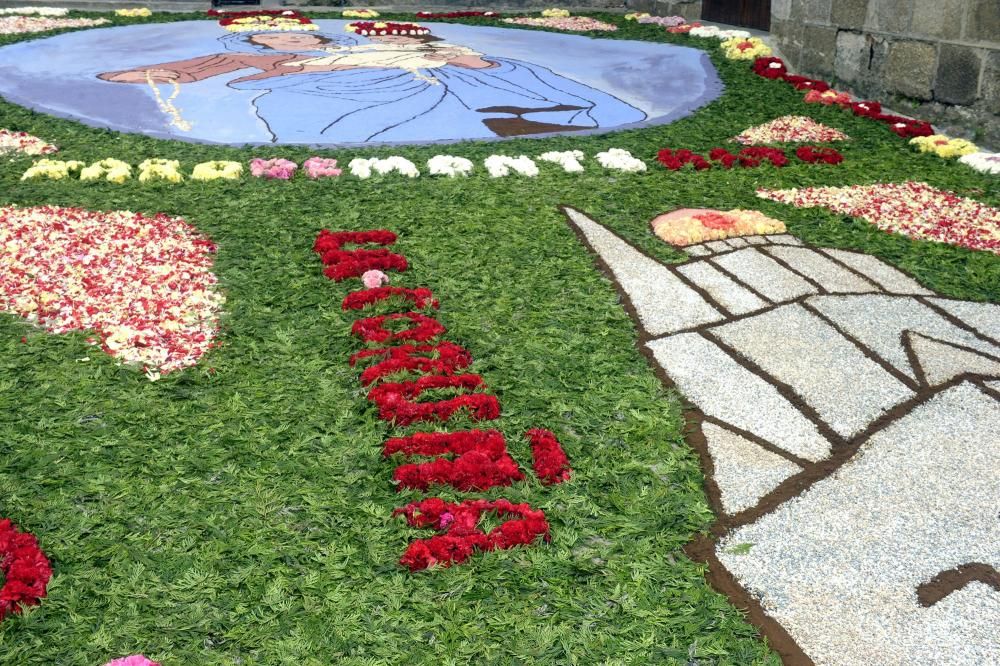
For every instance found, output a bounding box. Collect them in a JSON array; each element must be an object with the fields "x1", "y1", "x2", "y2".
[
  {"x1": 557, "y1": 205, "x2": 1000, "y2": 665},
  {"x1": 668, "y1": 263, "x2": 735, "y2": 319},
  {"x1": 901, "y1": 329, "x2": 1000, "y2": 388},
  {"x1": 700, "y1": 415, "x2": 811, "y2": 468},
  {"x1": 916, "y1": 563, "x2": 1000, "y2": 607},
  {"x1": 701, "y1": 255, "x2": 776, "y2": 304}
]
